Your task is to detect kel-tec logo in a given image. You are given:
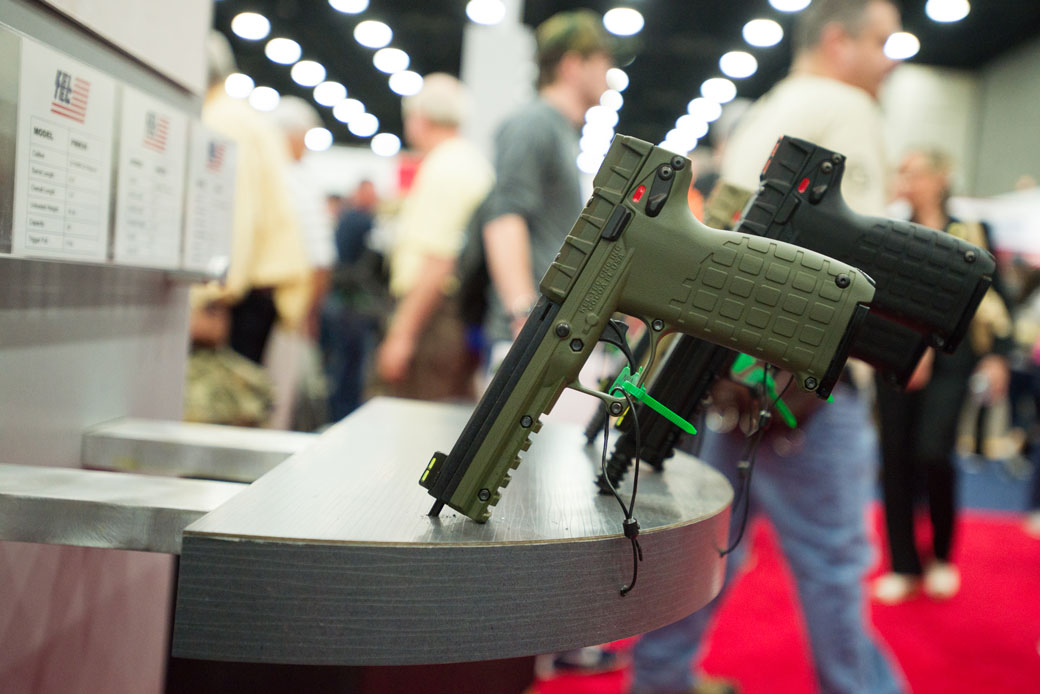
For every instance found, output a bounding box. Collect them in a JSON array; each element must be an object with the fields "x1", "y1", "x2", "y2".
[
  {"x1": 143, "y1": 111, "x2": 170, "y2": 153},
  {"x1": 51, "y1": 70, "x2": 90, "y2": 124},
  {"x1": 206, "y1": 141, "x2": 225, "y2": 172}
]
